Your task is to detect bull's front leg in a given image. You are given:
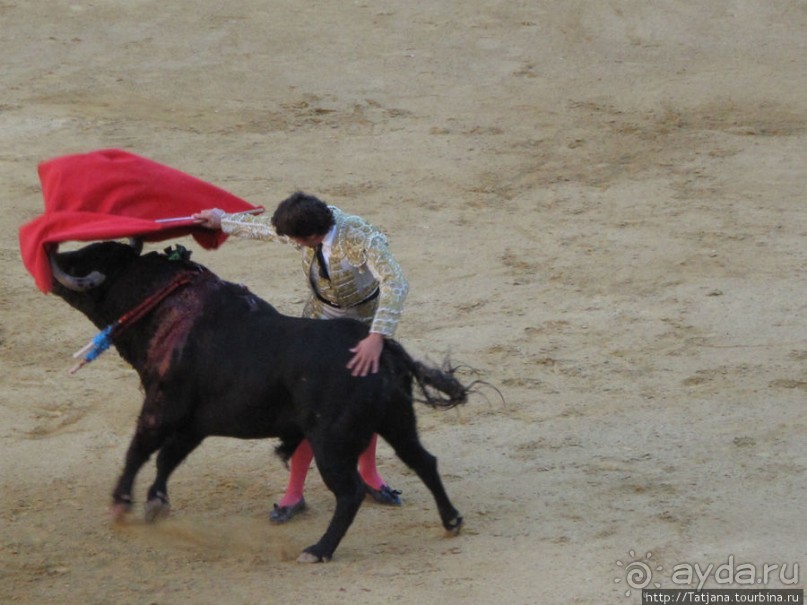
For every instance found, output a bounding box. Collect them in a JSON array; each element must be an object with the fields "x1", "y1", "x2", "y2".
[
  {"x1": 111, "y1": 405, "x2": 167, "y2": 521},
  {"x1": 143, "y1": 431, "x2": 204, "y2": 522},
  {"x1": 111, "y1": 435, "x2": 158, "y2": 521}
]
